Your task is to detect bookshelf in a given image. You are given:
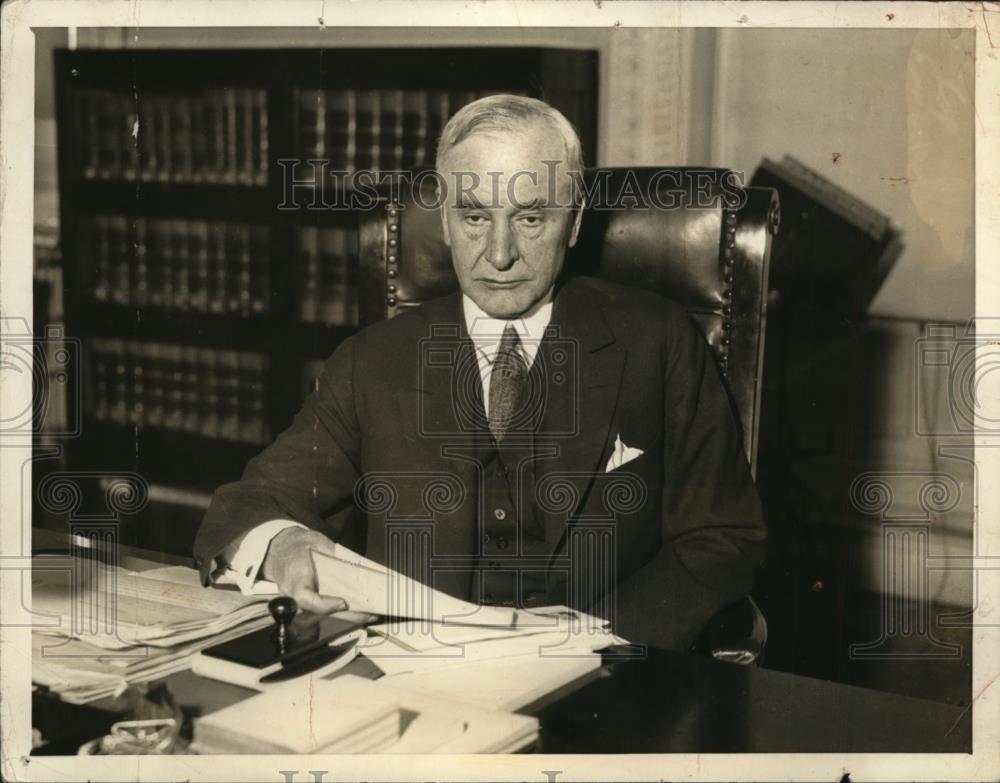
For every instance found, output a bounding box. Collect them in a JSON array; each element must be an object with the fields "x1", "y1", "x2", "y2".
[{"x1": 53, "y1": 47, "x2": 598, "y2": 552}]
